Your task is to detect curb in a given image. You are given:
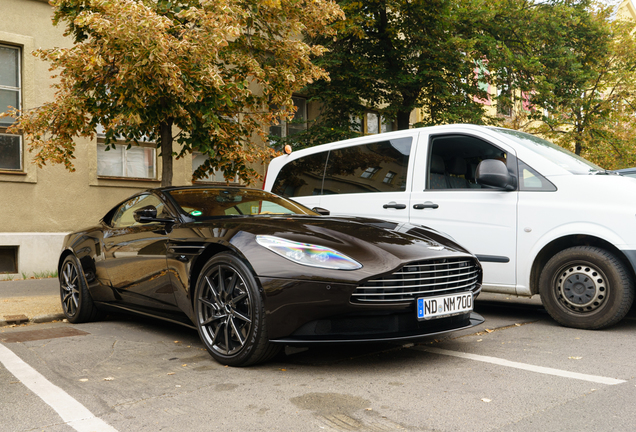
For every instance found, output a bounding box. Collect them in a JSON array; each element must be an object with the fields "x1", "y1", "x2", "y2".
[
  {"x1": 32, "y1": 313, "x2": 66, "y2": 324},
  {"x1": 0, "y1": 313, "x2": 66, "y2": 327}
]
